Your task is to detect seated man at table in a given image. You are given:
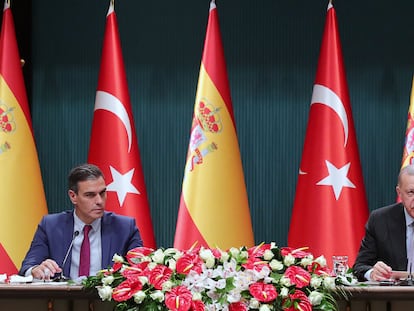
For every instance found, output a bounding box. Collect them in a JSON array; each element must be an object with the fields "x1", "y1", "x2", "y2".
[
  {"x1": 353, "y1": 164, "x2": 414, "y2": 281},
  {"x1": 19, "y1": 163, "x2": 143, "y2": 281}
]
